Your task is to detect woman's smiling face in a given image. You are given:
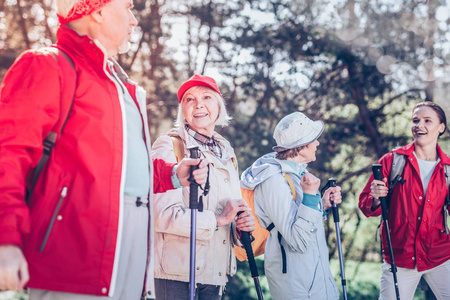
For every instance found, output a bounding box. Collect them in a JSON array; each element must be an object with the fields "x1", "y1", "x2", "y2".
[
  {"x1": 182, "y1": 86, "x2": 220, "y2": 137},
  {"x1": 411, "y1": 106, "x2": 445, "y2": 147}
]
